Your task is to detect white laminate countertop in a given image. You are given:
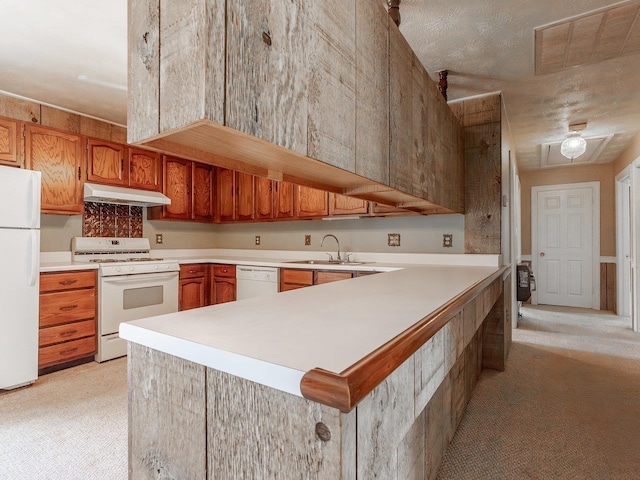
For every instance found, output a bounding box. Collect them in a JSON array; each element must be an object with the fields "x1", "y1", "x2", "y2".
[{"x1": 120, "y1": 263, "x2": 501, "y2": 398}]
